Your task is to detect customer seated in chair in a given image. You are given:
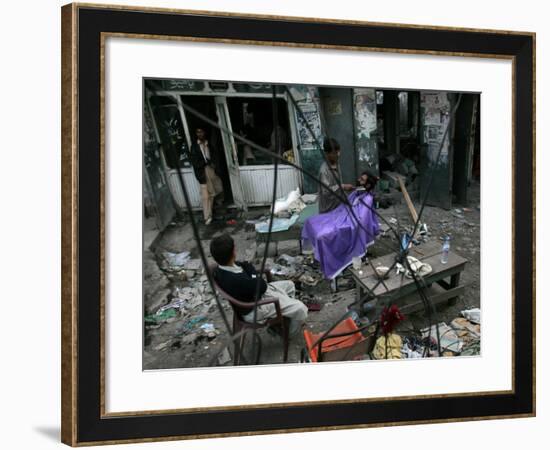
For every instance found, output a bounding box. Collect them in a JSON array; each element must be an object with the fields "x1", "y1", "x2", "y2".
[
  {"x1": 210, "y1": 234, "x2": 308, "y2": 337},
  {"x1": 301, "y1": 170, "x2": 380, "y2": 280}
]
